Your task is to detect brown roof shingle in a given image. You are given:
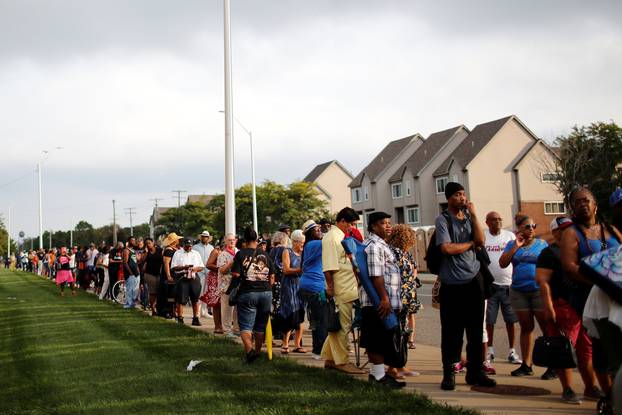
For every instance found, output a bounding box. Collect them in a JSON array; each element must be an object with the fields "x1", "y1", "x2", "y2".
[
  {"x1": 389, "y1": 125, "x2": 468, "y2": 183},
  {"x1": 433, "y1": 116, "x2": 513, "y2": 177},
  {"x1": 349, "y1": 134, "x2": 422, "y2": 188}
]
